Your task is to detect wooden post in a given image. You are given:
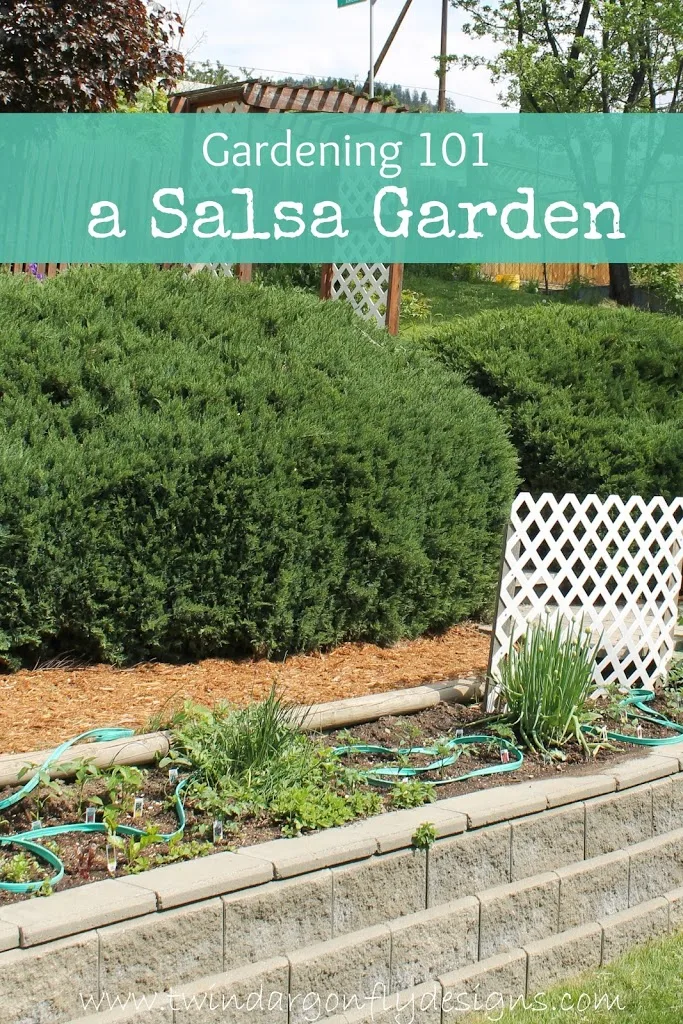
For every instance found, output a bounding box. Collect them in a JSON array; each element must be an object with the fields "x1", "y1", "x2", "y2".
[
  {"x1": 168, "y1": 95, "x2": 190, "y2": 114},
  {"x1": 438, "y1": 0, "x2": 449, "y2": 112},
  {"x1": 320, "y1": 263, "x2": 334, "y2": 300},
  {"x1": 385, "y1": 263, "x2": 404, "y2": 335},
  {"x1": 236, "y1": 263, "x2": 253, "y2": 283}
]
